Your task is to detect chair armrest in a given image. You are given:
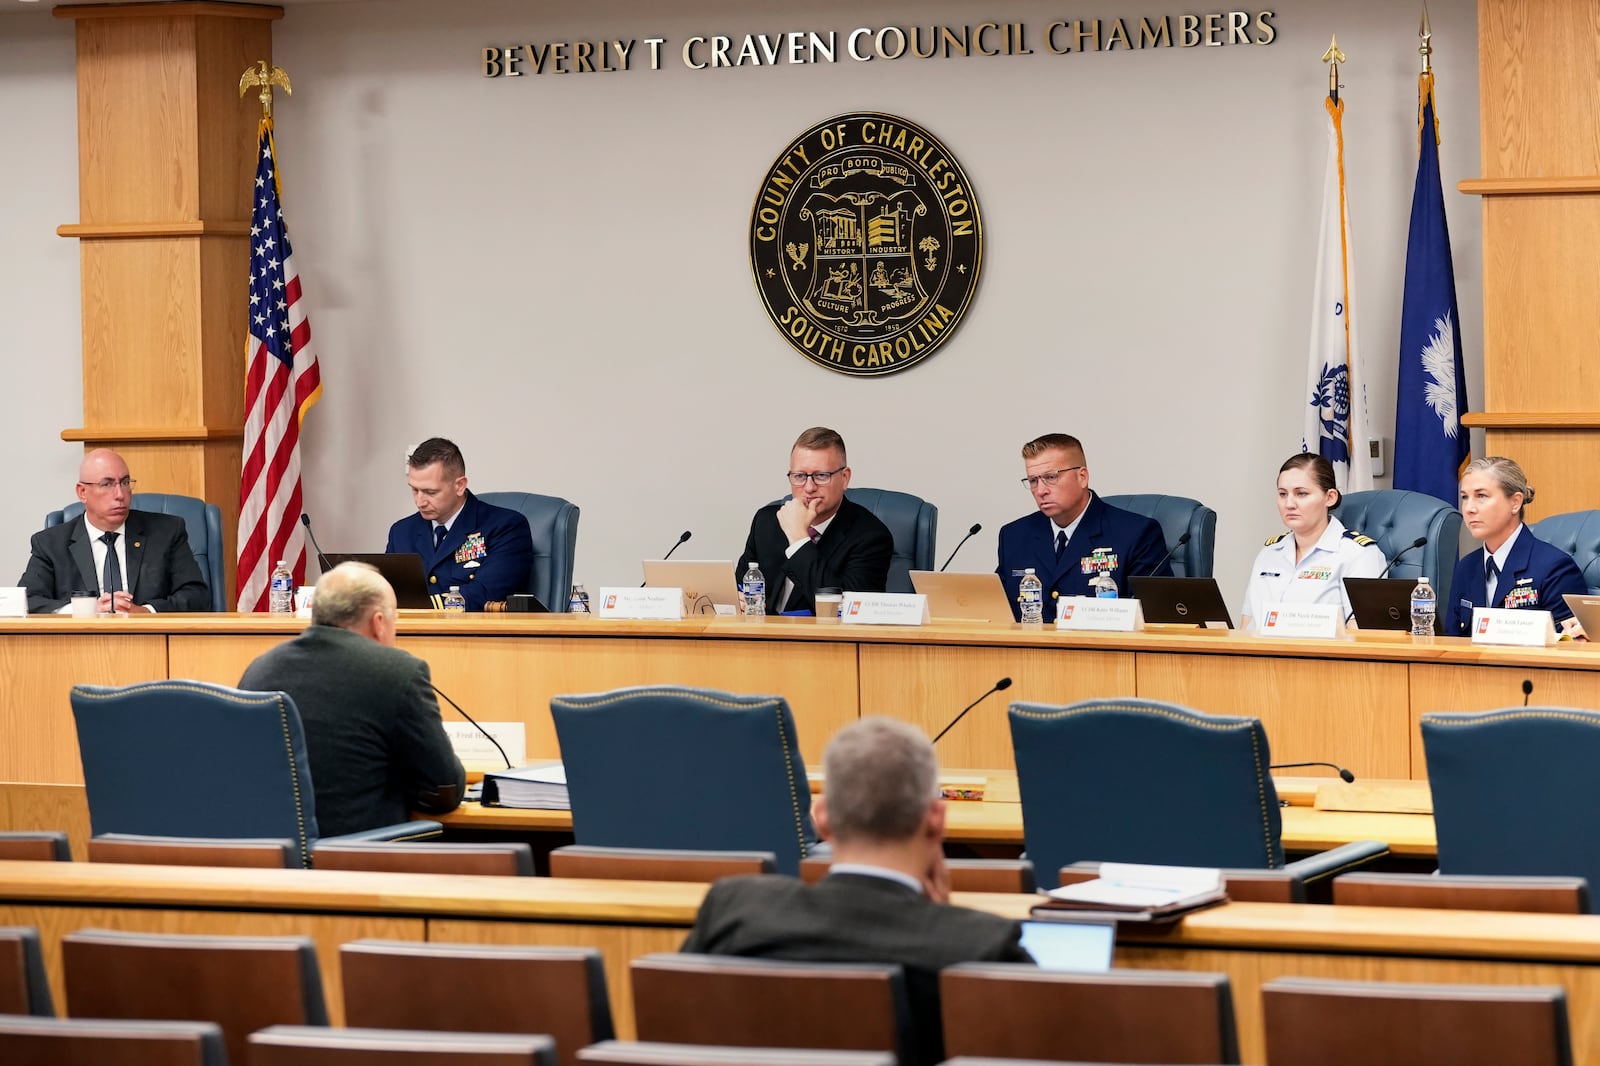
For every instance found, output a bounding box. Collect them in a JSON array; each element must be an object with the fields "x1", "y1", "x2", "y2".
[
  {"x1": 323, "y1": 820, "x2": 443, "y2": 844},
  {"x1": 1284, "y1": 840, "x2": 1390, "y2": 886}
]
